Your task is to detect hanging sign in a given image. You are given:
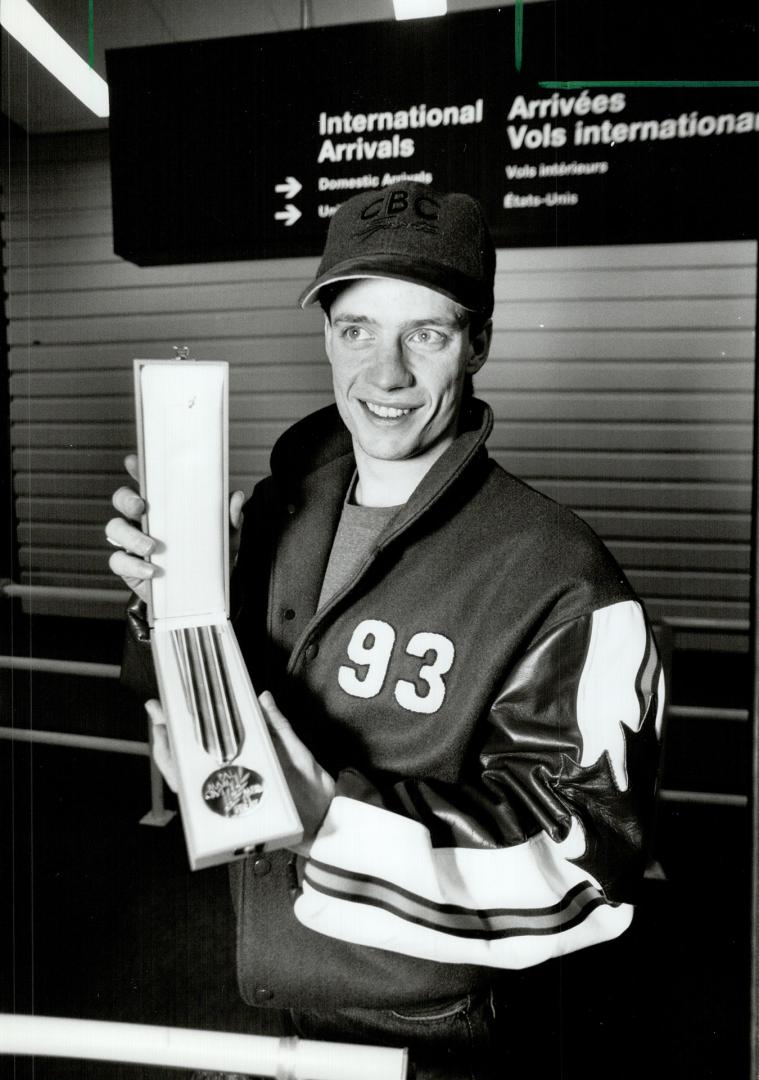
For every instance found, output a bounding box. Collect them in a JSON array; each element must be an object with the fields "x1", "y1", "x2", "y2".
[{"x1": 106, "y1": 4, "x2": 759, "y2": 264}]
